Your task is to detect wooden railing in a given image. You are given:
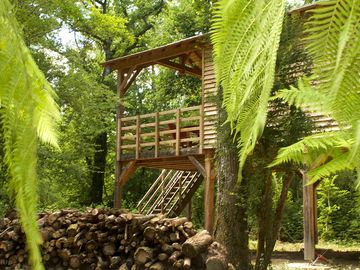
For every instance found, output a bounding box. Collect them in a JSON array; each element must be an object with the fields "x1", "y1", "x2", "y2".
[{"x1": 119, "y1": 105, "x2": 204, "y2": 159}]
